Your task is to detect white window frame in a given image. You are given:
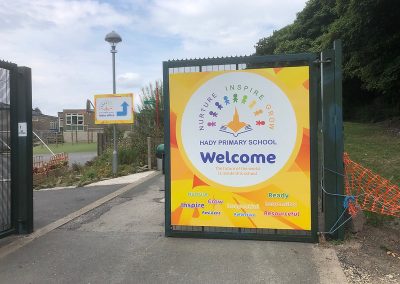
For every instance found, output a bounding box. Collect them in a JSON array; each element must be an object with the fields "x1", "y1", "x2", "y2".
[{"x1": 66, "y1": 113, "x2": 84, "y2": 125}]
